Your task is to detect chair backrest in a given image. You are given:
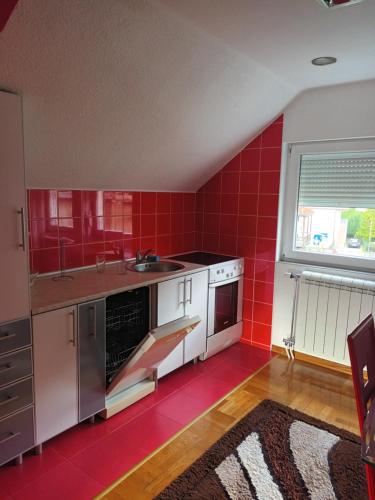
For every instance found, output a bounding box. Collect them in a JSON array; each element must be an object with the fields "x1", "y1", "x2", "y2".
[{"x1": 348, "y1": 314, "x2": 375, "y2": 431}]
